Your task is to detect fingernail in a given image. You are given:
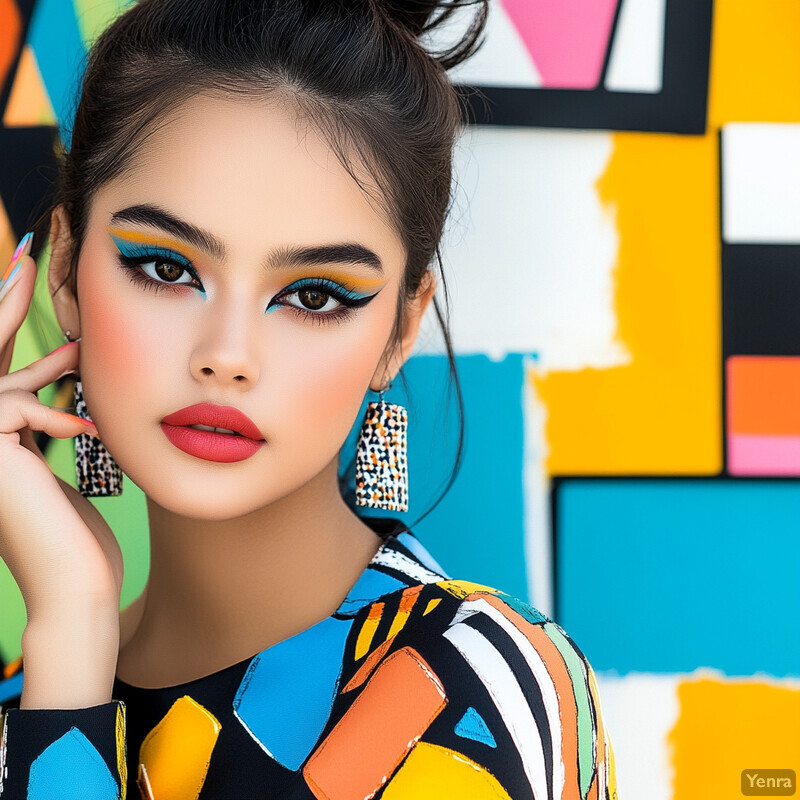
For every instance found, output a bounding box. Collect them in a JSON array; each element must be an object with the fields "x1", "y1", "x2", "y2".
[
  {"x1": 2, "y1": 232, "x2": 33, "y2": 284},
  {"x1": 0, "y1": 232, "x2": 34, "y2": 304},
  {"x1": 62, "y1": 412, "x2": 100, "y2": 438},
  {"x1": 52, "y1": 342, "x2": 79, "y2": 356},
  {"x1": 56, "y1": 368, "x2": 78, "y2": 380}
]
